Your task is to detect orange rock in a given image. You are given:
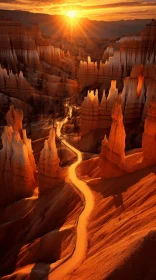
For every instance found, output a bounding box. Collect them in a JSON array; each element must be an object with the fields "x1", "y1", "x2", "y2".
[
  {"x1": 99, "y1": 95, "x2": 127, "y2": 179},
  {"x1": 38, "y1": 128, "x2": 64, "y2": 194},
  {"x1": 0, "y1": 107, "x2": 36, "y2": 207},
  {"x1": 142, "y1": 96, "x2": 156, "y2": 164}
]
